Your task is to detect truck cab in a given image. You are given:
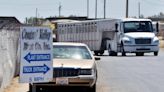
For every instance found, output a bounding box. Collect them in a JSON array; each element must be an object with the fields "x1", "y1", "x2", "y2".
[{"x1": 118, "y1": 18, "x2": 159, "y2": 56}]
